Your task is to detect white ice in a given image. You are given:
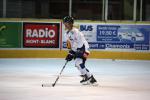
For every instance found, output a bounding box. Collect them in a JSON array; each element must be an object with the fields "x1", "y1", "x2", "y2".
[{"x1": 0, "y1": 58, "x2": 150, "y2": 100}]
